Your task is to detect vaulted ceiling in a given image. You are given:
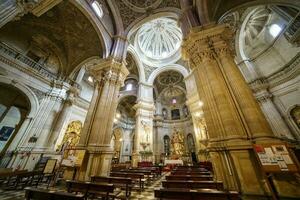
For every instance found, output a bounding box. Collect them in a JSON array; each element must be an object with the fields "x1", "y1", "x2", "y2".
[{"x1": 0, "y1": 1, "x2": 103, "y2": 77}]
